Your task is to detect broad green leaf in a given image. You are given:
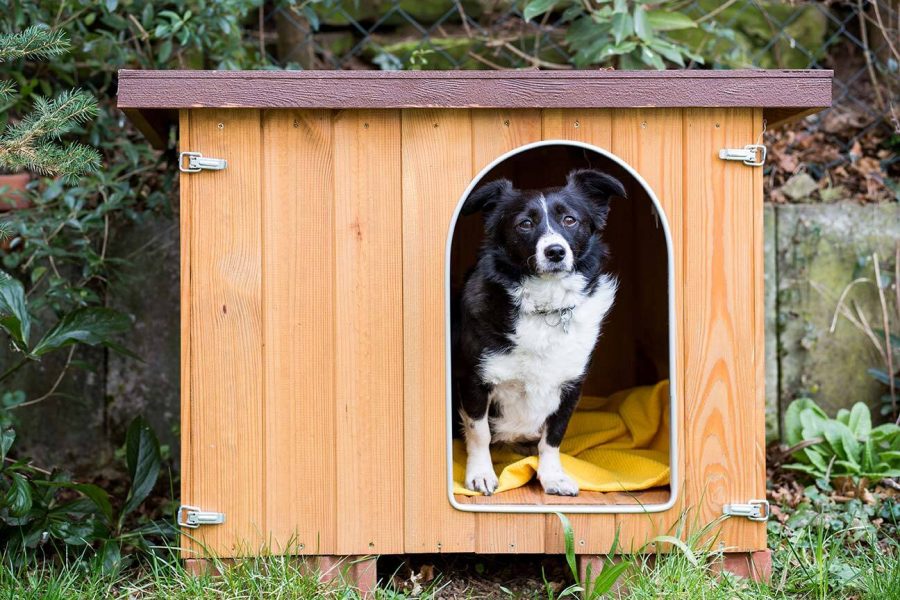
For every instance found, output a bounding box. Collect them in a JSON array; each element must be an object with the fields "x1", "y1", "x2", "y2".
[
  {"x1": 31, "y1": 307, "x2": 132, "y2": 357},
  {"x1": 98, "y1": 540, "x2": 122, "y2": 575},
  {"x1": 645, "y1": 10, "x2": 696, "y2": 31},
  {"x1": 611, "y1": 12, "x2": 633, "y2": 45},
  {"x1": 869, "y1": 368, "x2": 900, "y2": 388},
  {"x1": 847, "y1": 402, "x2": 872, "y2": 439},
  {"x1": 37, "y1": 481, "x2": 113, "y2": 523},
  {"x1": 633, "y1": 5, "x2": 651, "y2": 41},
  {"x1": 0, "y1": 428, "x2": 13, "y2": 462},
  {"x1": 836, "y1": 408, "x2": 850, "y2": 425},
  {"x1": 0, "y1": 270, "x2": 30, "y2": 350},
  {"x1": 648, "y1": 38, "x2": 685, "y2": 66},
  {"x1": 523, "y1": 0, "x2": 557, "y2": 22},
  {"x1": 639, "y1": 46, "x2": 665, "y2": 69},
  {"x1": 122, "y1": 416, "x2": 161, "y2": 517},
  {"x1": 785, "y1": 399, "x2": 826, "y2": 446},
  {"x1": 5, "y1": 472, "x2": 32, "y2": 517}
]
